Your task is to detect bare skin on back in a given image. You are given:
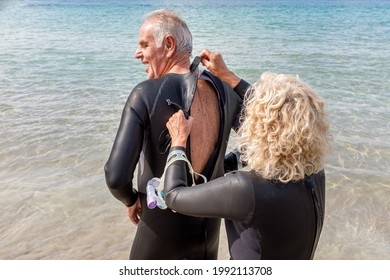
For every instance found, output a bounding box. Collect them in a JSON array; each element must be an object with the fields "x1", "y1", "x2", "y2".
[{"x1": 190, "y1": 79, "x2": 220, "y2": 175}]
